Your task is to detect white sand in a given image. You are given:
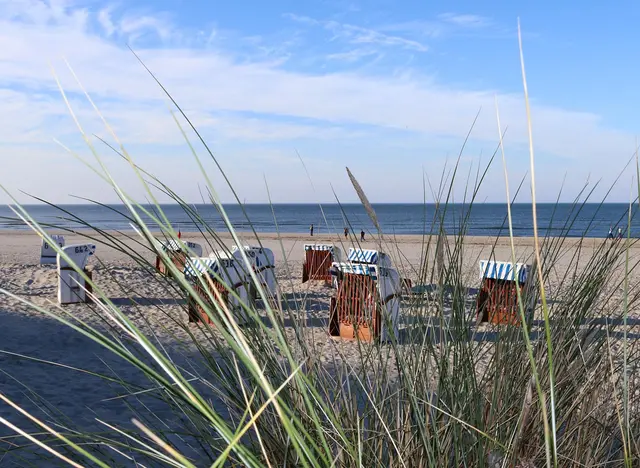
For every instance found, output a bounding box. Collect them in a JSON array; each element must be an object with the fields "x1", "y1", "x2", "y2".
[{"x1": 0, "y1": 230, "x2": 638, "y2": 465}]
